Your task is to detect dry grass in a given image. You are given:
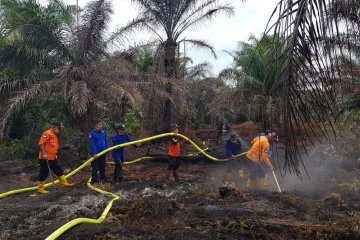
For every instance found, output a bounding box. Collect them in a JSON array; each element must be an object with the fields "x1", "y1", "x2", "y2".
[{"x1": 337, "y1": 179, "x2": 360, "y2": 192}]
